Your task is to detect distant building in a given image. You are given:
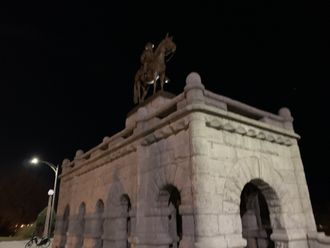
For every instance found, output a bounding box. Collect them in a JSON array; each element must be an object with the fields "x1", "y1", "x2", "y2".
[{"x1": 53, "y1": 73, "x2": 330, "y2": 247}]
